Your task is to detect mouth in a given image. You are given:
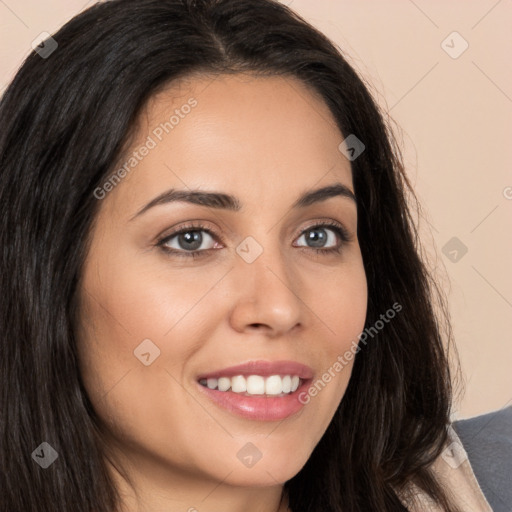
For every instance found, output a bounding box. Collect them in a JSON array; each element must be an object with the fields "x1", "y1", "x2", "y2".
[{"x1": 196, "y1": 360, "x2": 313, "y2": 421}]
